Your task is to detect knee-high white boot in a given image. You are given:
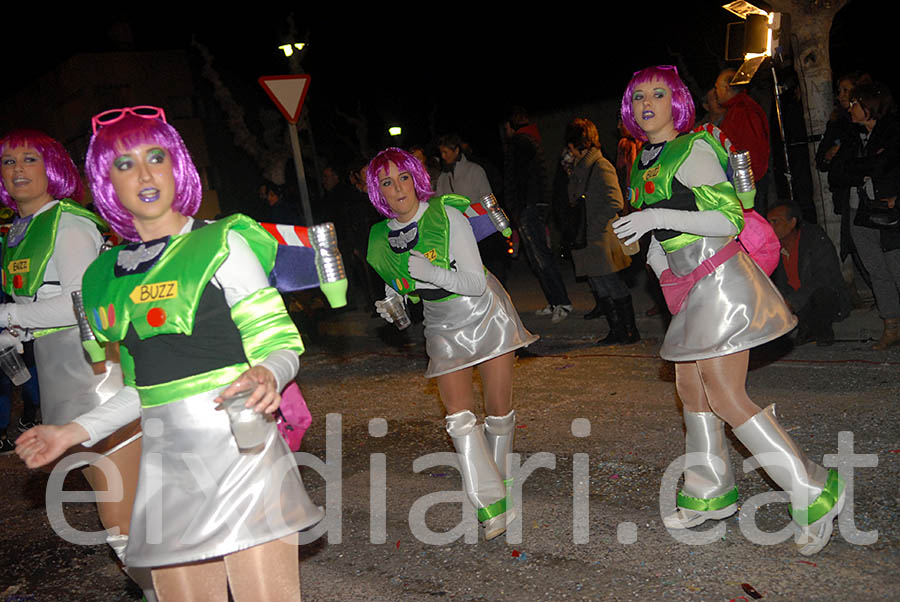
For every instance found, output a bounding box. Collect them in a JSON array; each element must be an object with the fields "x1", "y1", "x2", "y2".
[
  {"x1": 665, "y1": 410, "x2": 738, "y2": 529},
  {"x1": 107, "y1": 534, "x2": 158, "y2": 602},
  {"x1": 733, "y1": 404, "x2": 845, "y2": 555},
  {"x1": 446, "y1": 410, "x2": 509, "y2": 540},
  {"x1": 485, "y1": 409, "x2": 517, "y2": 523}
]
